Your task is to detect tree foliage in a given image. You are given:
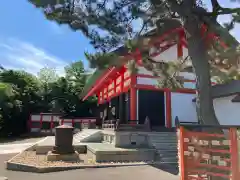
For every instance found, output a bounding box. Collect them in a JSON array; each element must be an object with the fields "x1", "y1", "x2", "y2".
[
  {"x1": 28, "y1": 0, "x2": 240, "y2": 125},
  {"x1": 0, "y1": 61, "x2": 96, "y2": 137}
]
